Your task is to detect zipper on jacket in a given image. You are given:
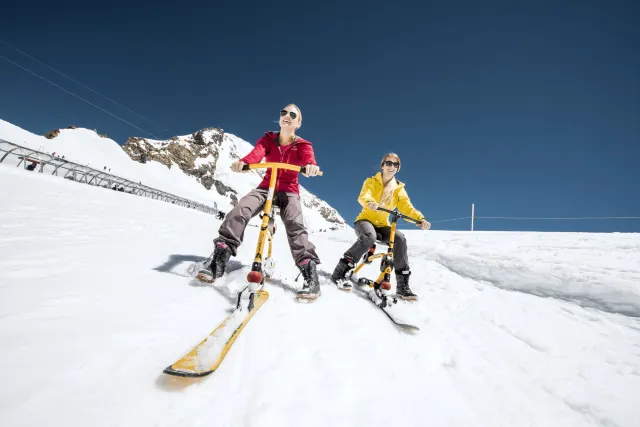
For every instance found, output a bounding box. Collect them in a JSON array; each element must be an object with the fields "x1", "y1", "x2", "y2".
[
  {"x1": 273, "y1": 133, "x2": 300, "y2": 192},
  {"x1": 277, "y1": 138, "x2": 283, "y2": 190}
]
